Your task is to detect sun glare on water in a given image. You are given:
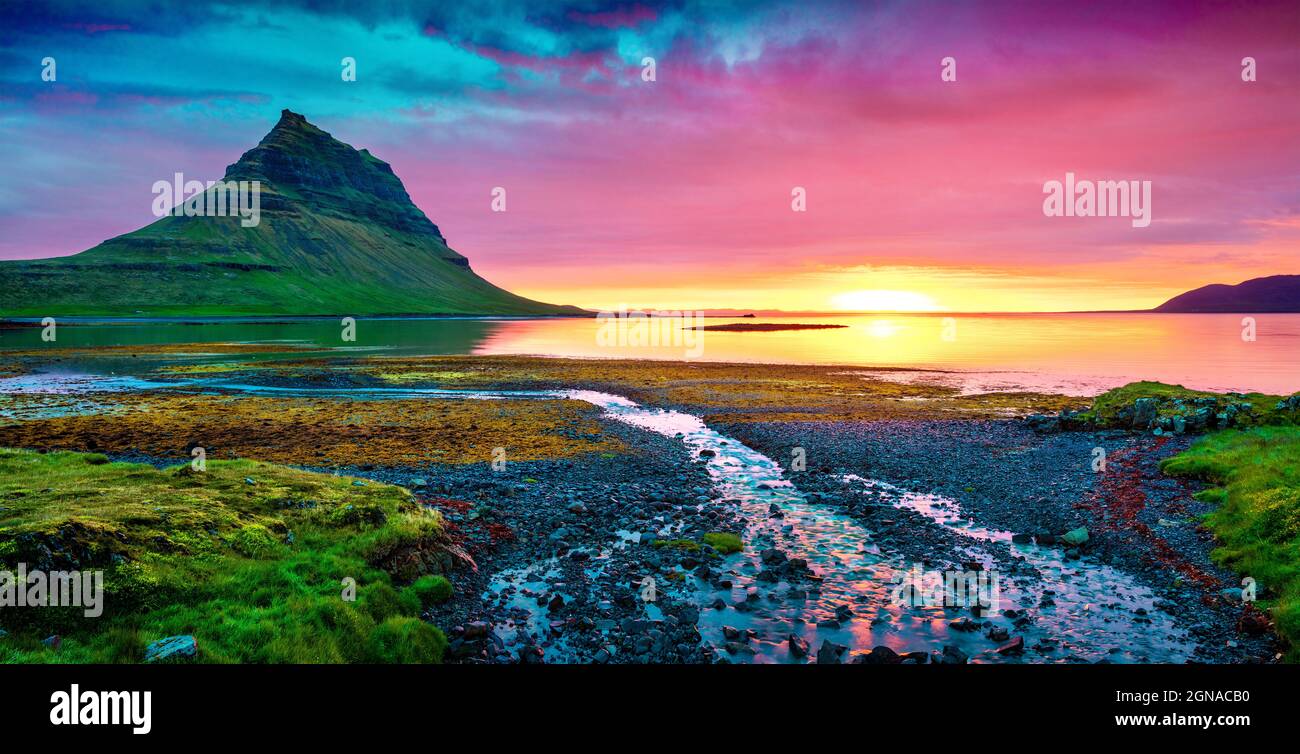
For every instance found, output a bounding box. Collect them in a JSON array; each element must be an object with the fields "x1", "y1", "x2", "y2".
[
  {"x1": 830, "y1": 290, "x2": 940, "y2": 312},
  {"x1": 865, "y1": 319, "x2": 899, "y2": 338}
]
